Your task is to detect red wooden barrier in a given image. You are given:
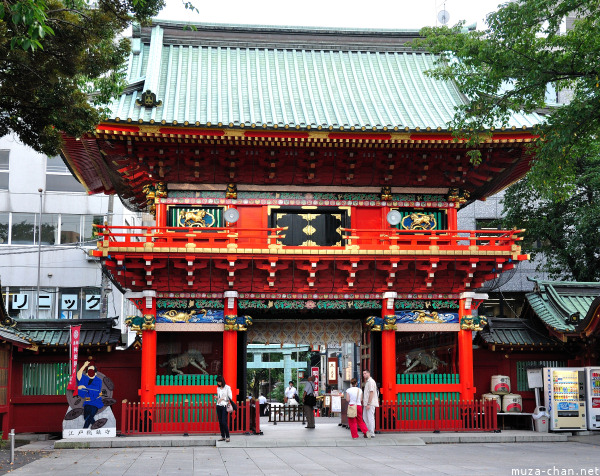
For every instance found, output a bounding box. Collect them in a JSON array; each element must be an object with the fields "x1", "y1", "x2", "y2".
[
  {"x1": 375, "y1": 399, "x2": 498, "y2": 432},
  {"x1": 121, "y1": 400, "x2": 260, "y2": 435}
]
